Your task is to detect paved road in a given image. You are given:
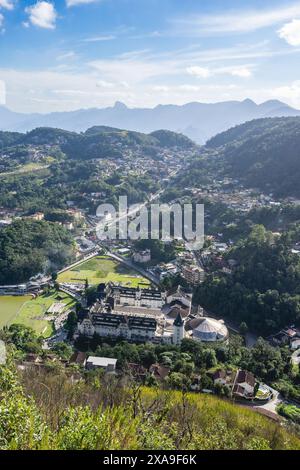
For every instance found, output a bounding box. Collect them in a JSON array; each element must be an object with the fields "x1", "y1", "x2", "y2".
[
  {"x1": 59, "y1": 284, "x2": 86, "y2": 305},
  {"x1": 245, "y1": 332, "x2": 258, "y2": 348},
  {"x1": 291, "y1": 348, "x2": 300, "y2": 365}
]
